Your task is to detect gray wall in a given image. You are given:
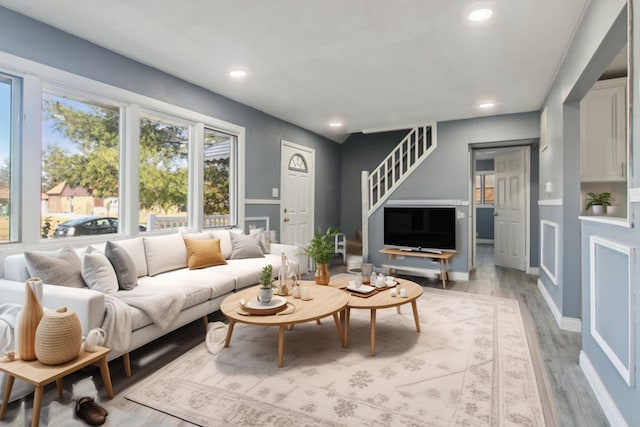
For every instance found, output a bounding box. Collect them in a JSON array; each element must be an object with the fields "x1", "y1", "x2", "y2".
[
  {"x1": 349, "y1": 112, "x2": 540, "y2": 275},
  {"x1": 0, "y1": 6, "x2": 342, "y2": 240},
  {"x1": 540, "y1": 0, "x2": 640, "y2": 424}
]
